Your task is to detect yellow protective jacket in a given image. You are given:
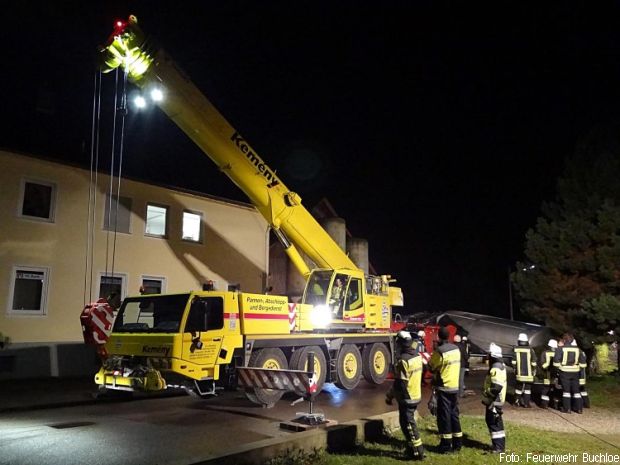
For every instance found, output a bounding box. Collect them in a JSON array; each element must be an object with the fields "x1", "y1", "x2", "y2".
[
  {"x1": 553, "y1": 345, "x2": 585, "y2": 373},
  {"x1": 512, "y1": 345, "x2": 537, "y2": 382},
  {"x1": 390, "y1": 349, "x2": 423, "y2": 404},
  {"x1": 540, "y1": 349, "x2": 555, "y2": 385},
  {"x1": 429, "y1": 341, "x2": 460, "y2": 393},
  {"x1": 483, "y1": 361, "x2": 507, "y2": 407}
]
